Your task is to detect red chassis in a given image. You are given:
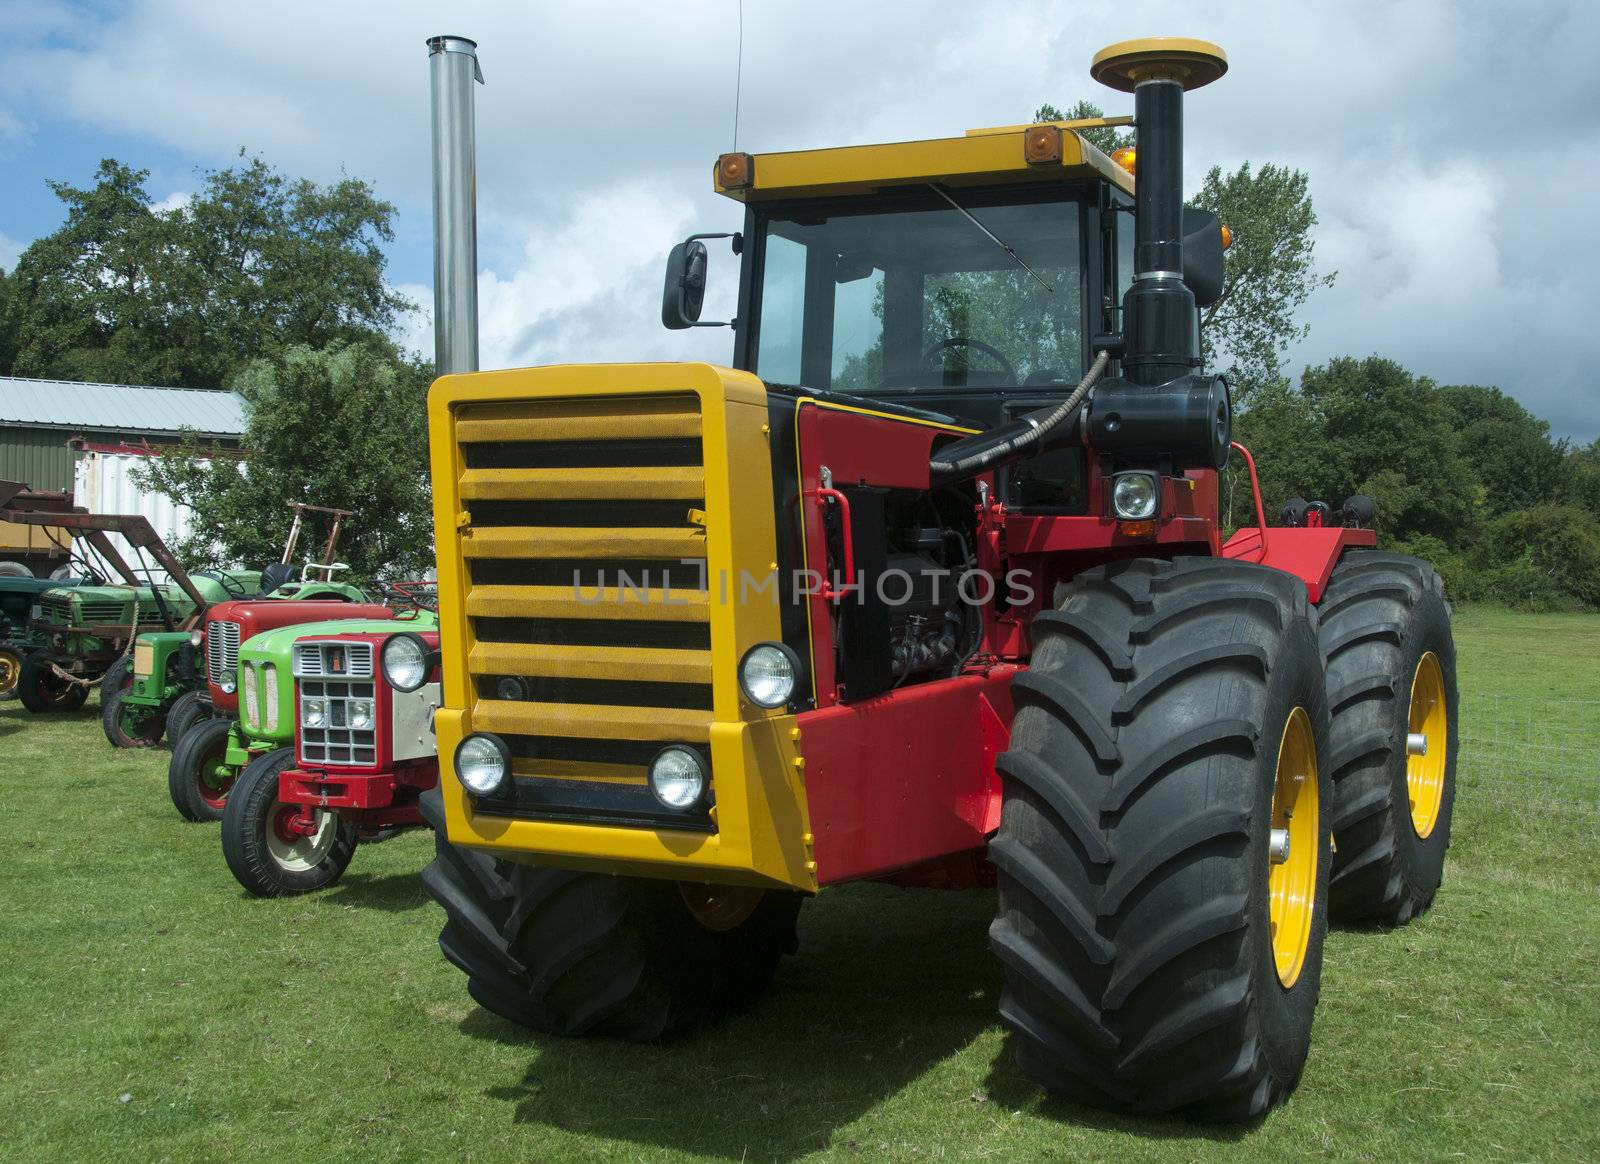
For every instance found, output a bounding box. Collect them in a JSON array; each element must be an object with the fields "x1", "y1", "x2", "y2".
[{"x1": 789, "y1": 398, "x2": 1373, "y2": 888}]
